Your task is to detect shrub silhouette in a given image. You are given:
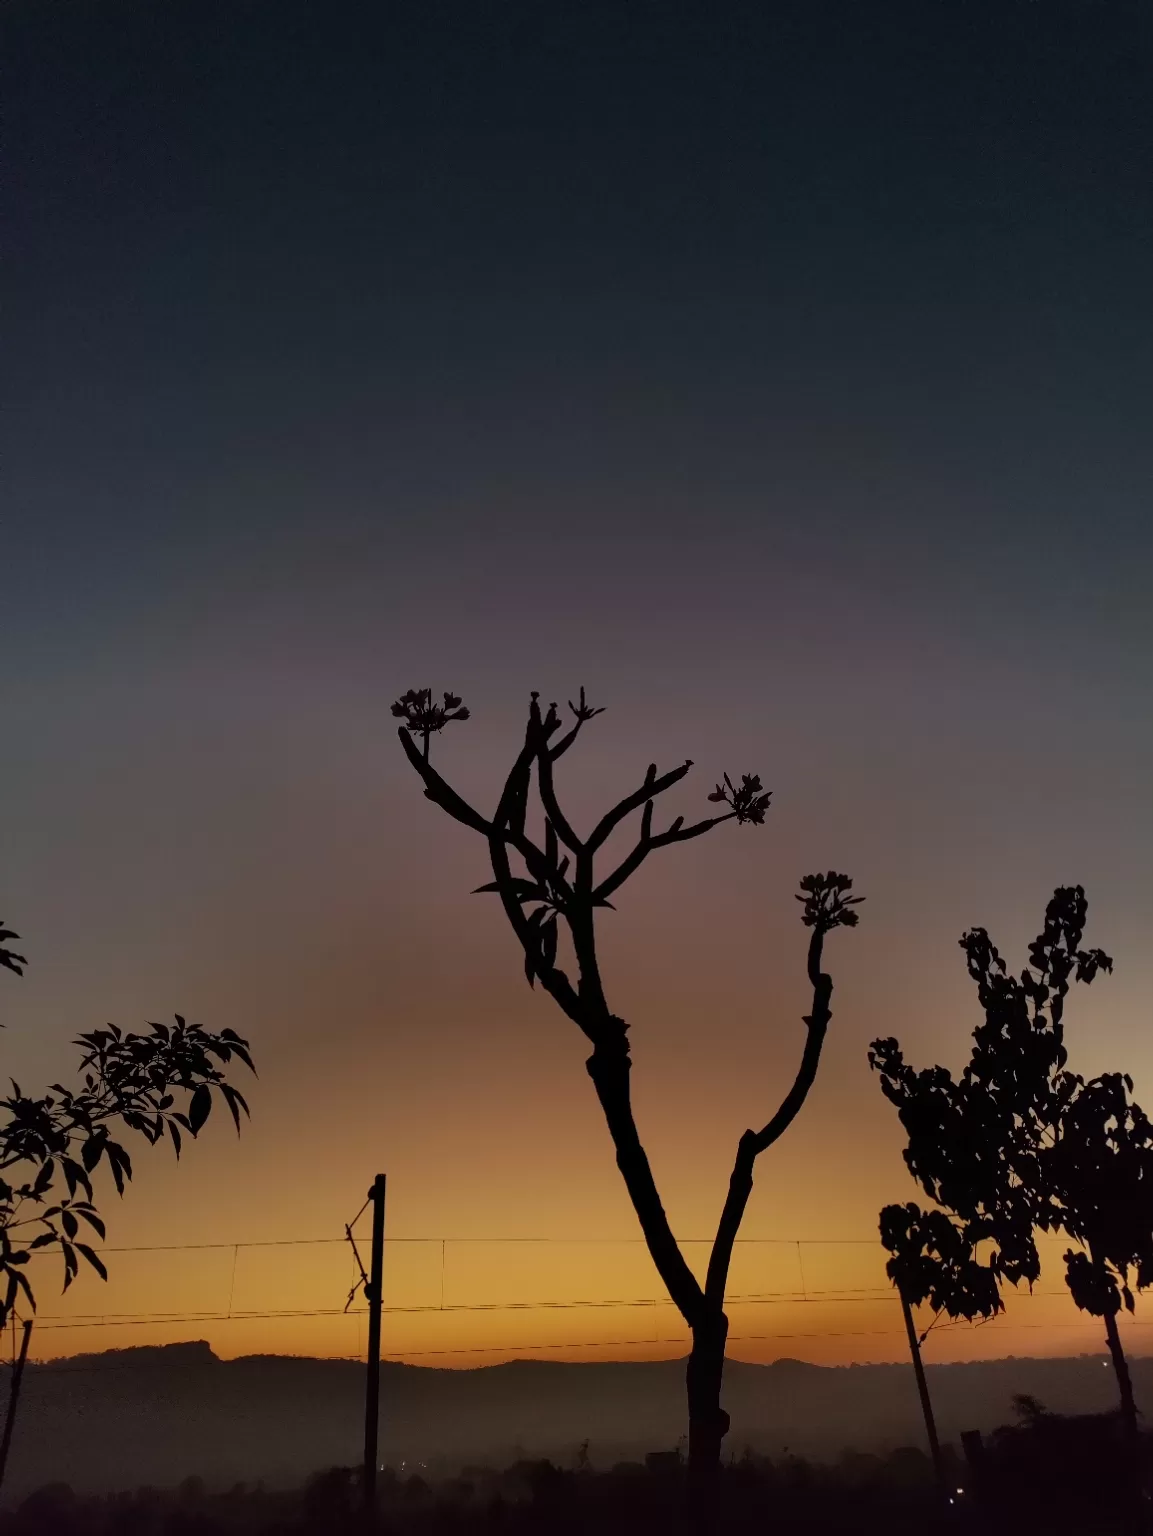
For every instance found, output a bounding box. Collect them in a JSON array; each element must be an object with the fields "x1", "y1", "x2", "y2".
[
  {"x1": 394, "y1": 687, "x2": 860, "y2": 1534},
  {"x1": 976, "y1": 1395, "x2": 1151, "y2": 1535}
]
